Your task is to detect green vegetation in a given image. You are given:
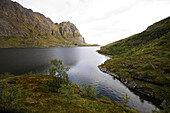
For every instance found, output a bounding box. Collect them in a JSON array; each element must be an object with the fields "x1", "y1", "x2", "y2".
[
  {"x1": 0, "y1": 35, "x2": 87, "y2": 48},
  {"x1": 0, "y1": 35, "x2": 96, "y2": 48},
  {"x1": 122, "y1": 94, "x2": 130, "y2": 104},
  {"x1": 152, "y1": 100, "x2": 170, "y2": 113},
  {"x1": 0, "y1": 59, "x2": 138, "y2": 113},
  {"x1": 98, "y1": 17, "x2": 170, "y2": 105},
  {"x1": 79, "y1": 84, "x2": 99, "y2": 99},
  {"x1": 48, "y1": 59, "x2": 70, "y2": 84}
]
